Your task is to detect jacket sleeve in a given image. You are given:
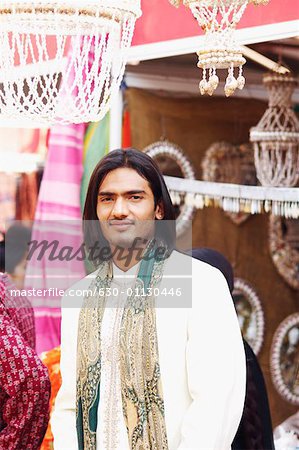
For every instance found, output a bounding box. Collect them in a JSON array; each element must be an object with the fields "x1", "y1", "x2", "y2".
[
  {"x1": 51, "y1": 291, "x2": 80, "y2": 450},
  {"x1": 0, "y1": 305, "x2": 50, "y2": 450},
  {"x1": 177, "y1": 265, "x2": 246, "y2": 450}
]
